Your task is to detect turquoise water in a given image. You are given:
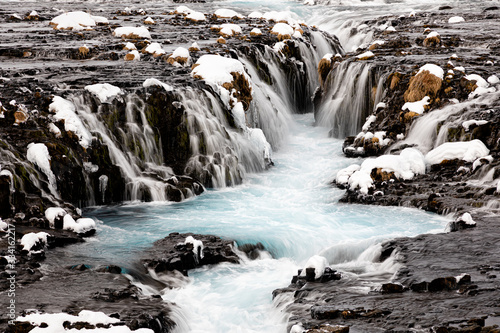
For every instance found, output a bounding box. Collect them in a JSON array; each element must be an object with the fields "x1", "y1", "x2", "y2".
[{"x1": 57, "y1": 114, "x2": 449, "y2": 332}]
